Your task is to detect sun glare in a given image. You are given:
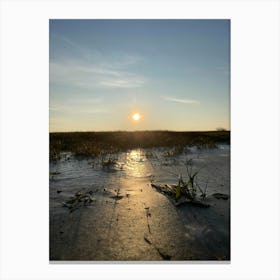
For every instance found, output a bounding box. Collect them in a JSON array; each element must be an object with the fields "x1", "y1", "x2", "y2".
[{"x1": 132, "y1": 113, "x2": 140, "y2": 121}]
